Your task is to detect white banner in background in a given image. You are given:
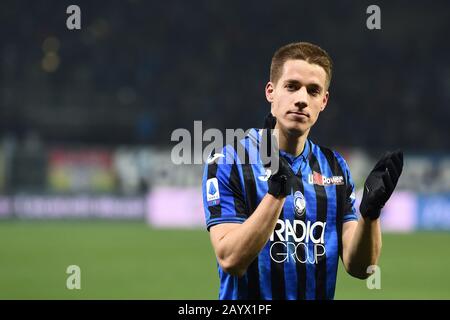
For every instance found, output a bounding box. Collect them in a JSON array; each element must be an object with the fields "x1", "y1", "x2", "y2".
[
  {"x1": 380, "y1": 191, "x2": 418, "y2": 232},
  {"x1": 146, "y1": 187, "x2": 205, "y2": 228}
]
